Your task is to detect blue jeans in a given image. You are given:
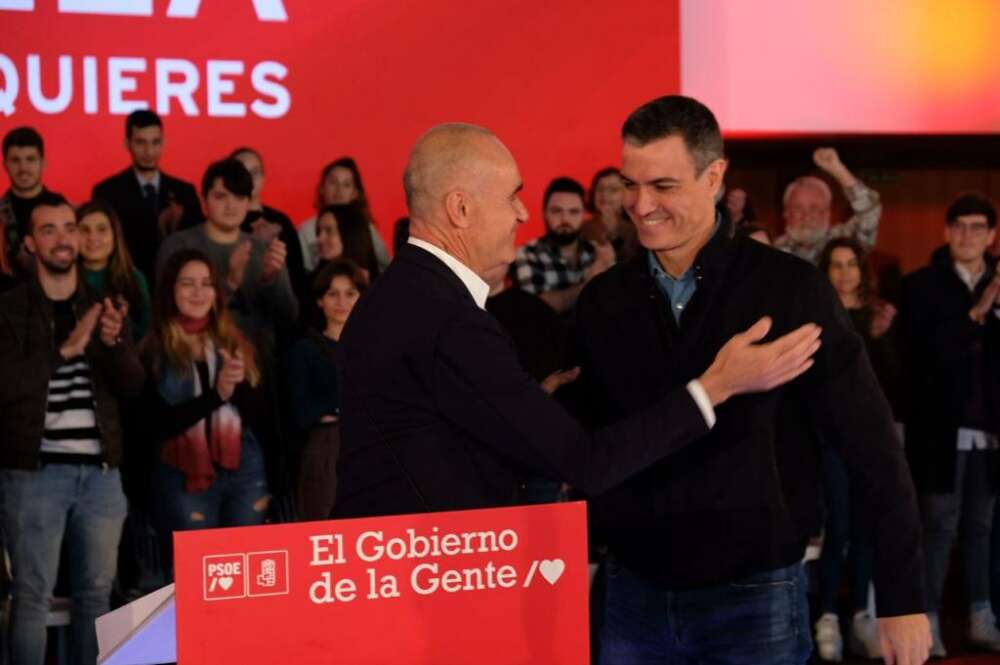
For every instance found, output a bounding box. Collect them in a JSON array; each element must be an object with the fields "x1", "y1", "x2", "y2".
[
  {"x1": 0, "y1": 464, "x2": 127, "y2": 665},
  {"x1": 600, "y1": 559, "x2": 812, "y2": 664},
  {"x1": 818, "y1": 447, "x2": 873, "y2": 613},
  {"x1": 153, "y1": 433, "x2": 269, "y2": 576}
]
